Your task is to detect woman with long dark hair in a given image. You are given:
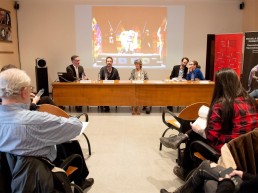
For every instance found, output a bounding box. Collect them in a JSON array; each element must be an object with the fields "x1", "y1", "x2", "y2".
[{"x1": 160, "y1": 68, "x2": 258, "y2": 183}]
